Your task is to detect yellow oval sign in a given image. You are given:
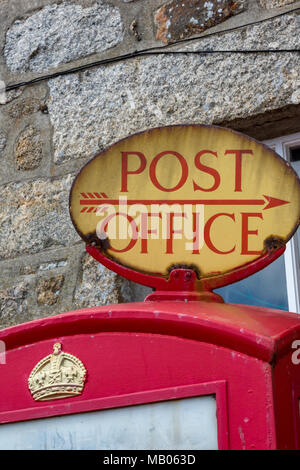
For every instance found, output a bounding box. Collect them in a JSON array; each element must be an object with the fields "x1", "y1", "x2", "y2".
[{"x1": 69, "y1": 125, "x2": 300, "y2": 280}]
